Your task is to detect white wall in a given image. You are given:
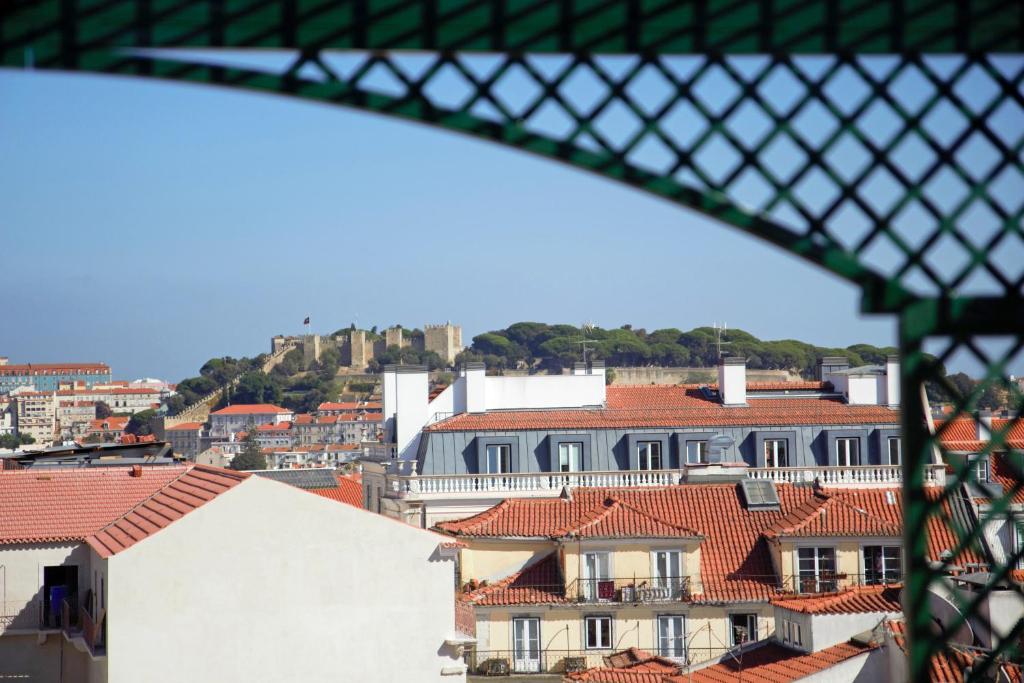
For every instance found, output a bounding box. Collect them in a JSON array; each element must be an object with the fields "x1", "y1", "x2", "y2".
[
  {"x1": 106, "y1": 477, "x2": 464, "y2": 683},
  {"x1": 846, "y1": 375, "x2": 880, "y2": 405},
  {"x1": 396, "y1": 371, "x2": 429, "y2": 460},
  {"x1": 480, "y1": 374, "x2": 604, "y2": 410},
  {"x1": 808, "y1": 612, "x2": 899, "y2": 651}
]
